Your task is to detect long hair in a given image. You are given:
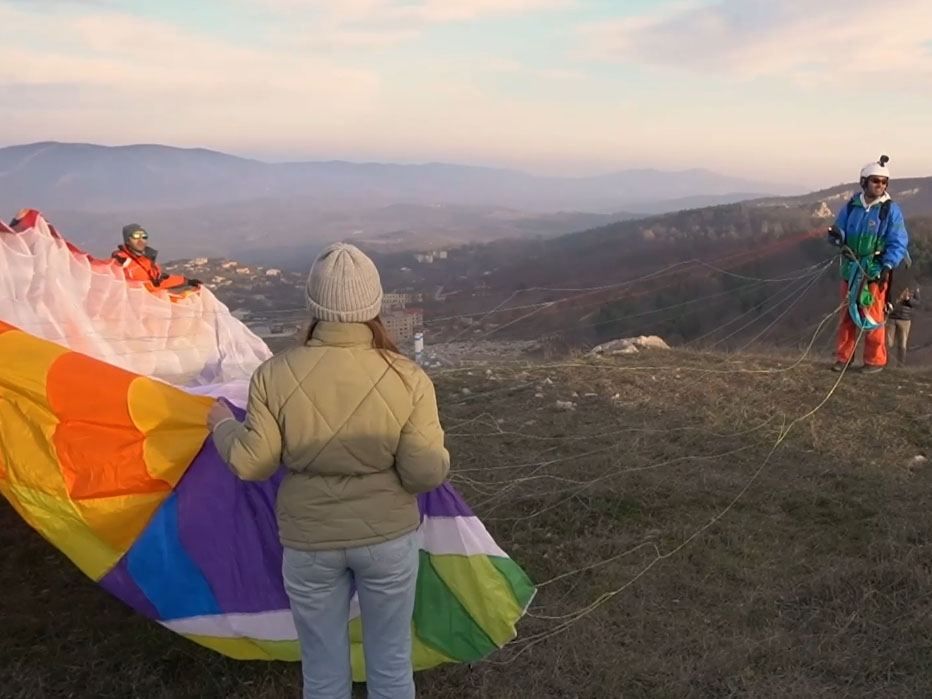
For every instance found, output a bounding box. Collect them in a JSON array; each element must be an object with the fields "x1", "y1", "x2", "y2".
[{"x1": 303, "y1": 316, "x2": 409, "y2": 384}]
